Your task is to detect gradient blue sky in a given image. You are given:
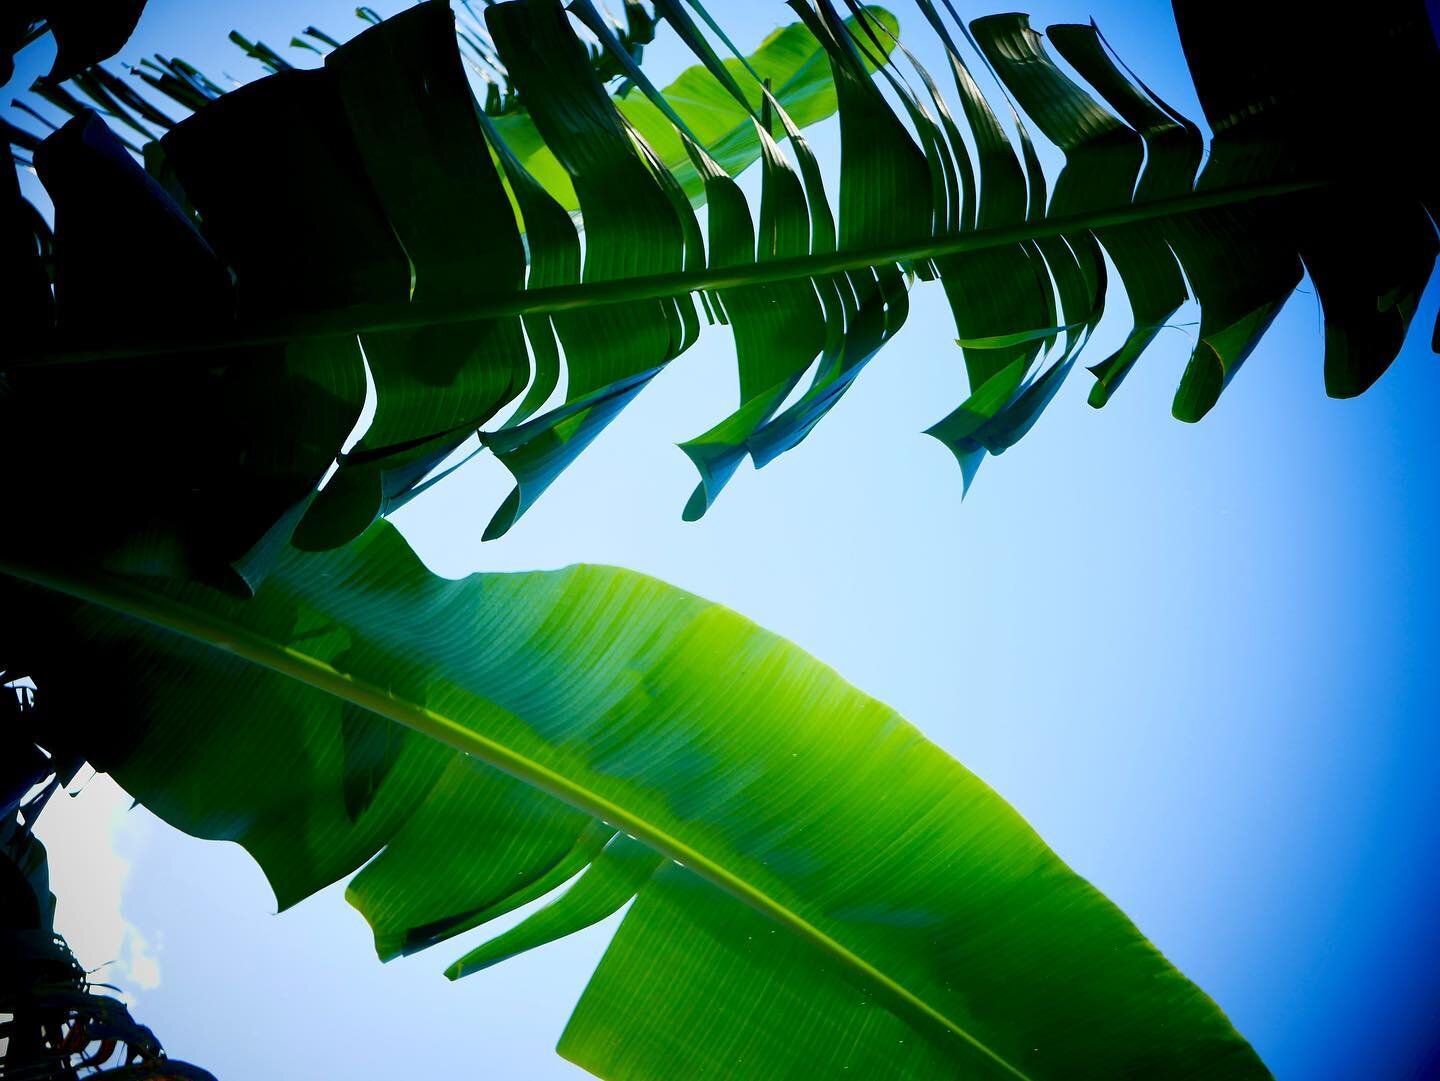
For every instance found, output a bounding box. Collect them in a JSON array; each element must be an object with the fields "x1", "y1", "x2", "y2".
[{"x1": 16, "y1": 2, "x2": 1440, "y2": 1078}]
